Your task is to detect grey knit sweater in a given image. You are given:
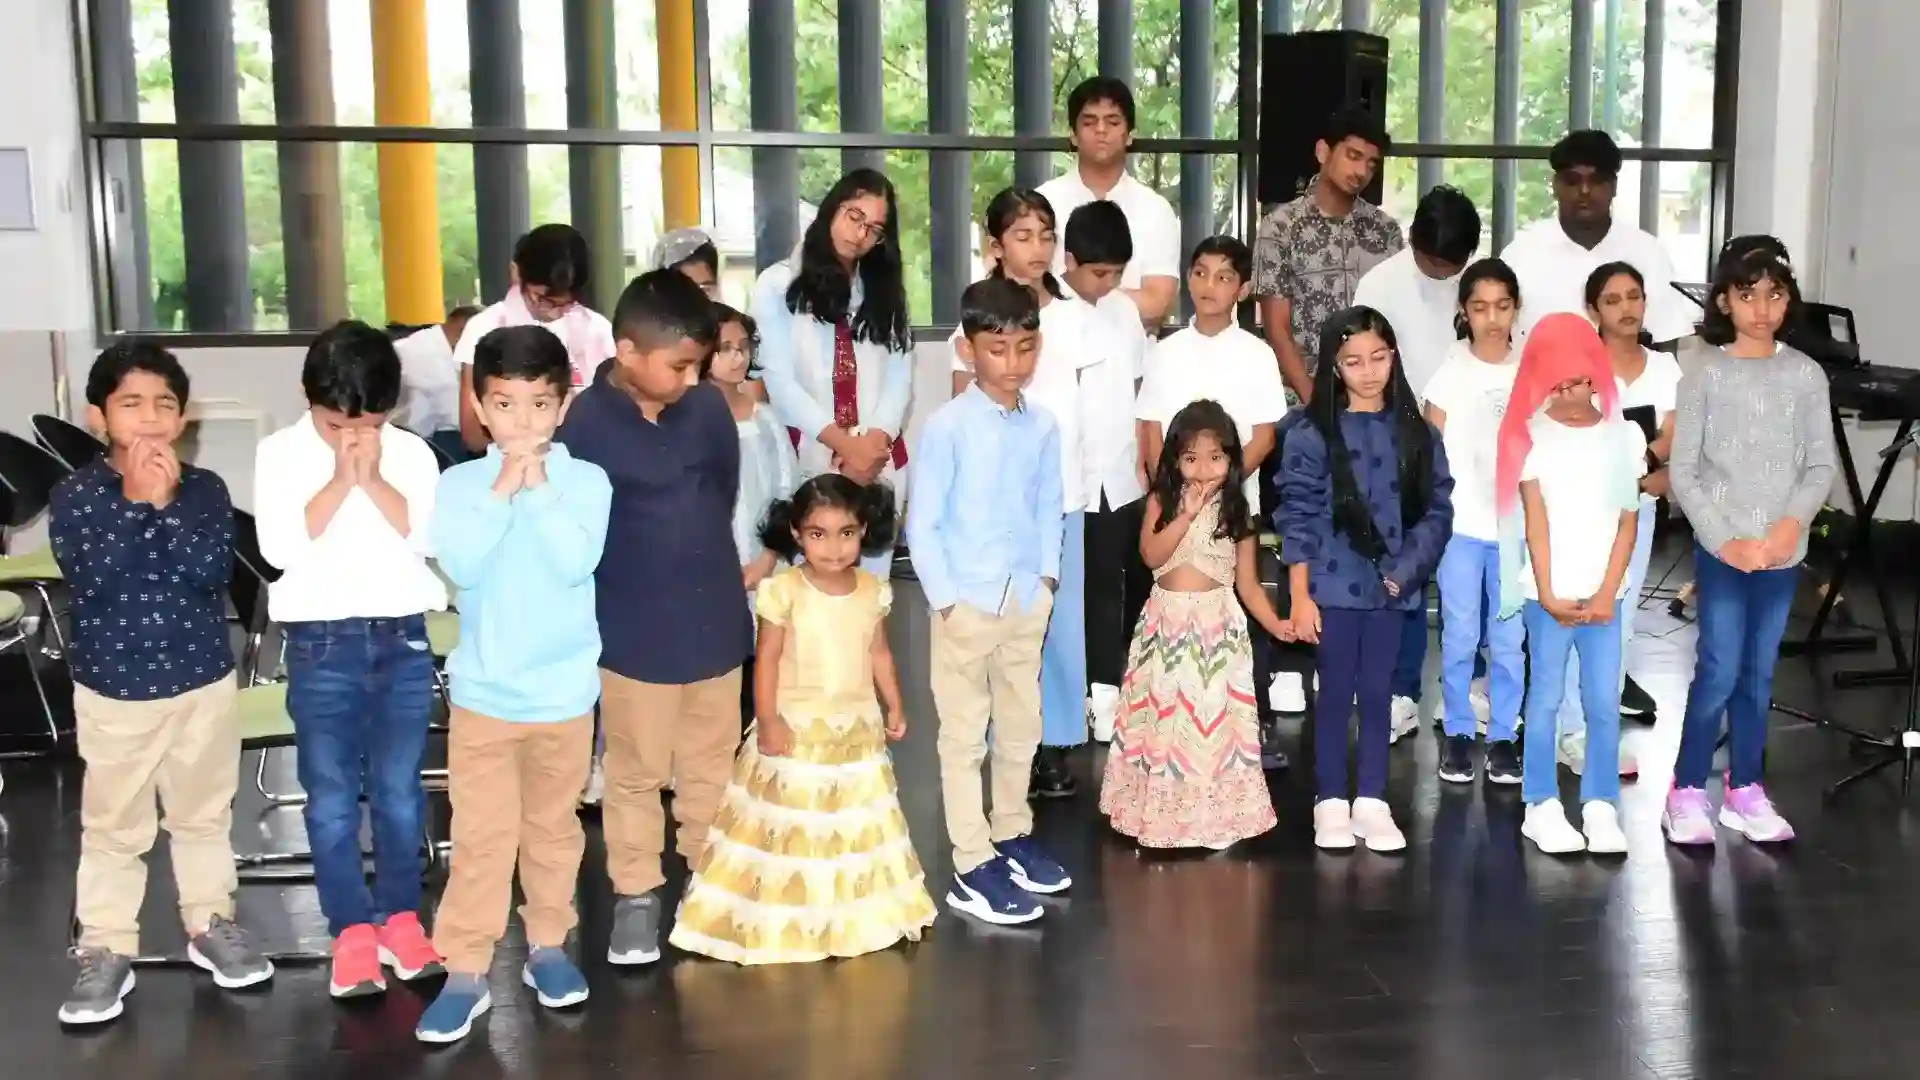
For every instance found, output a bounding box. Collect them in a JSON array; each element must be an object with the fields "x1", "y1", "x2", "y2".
[{"x1": 1669, "y1": 343, "x2": 1835, "y2": 567}]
